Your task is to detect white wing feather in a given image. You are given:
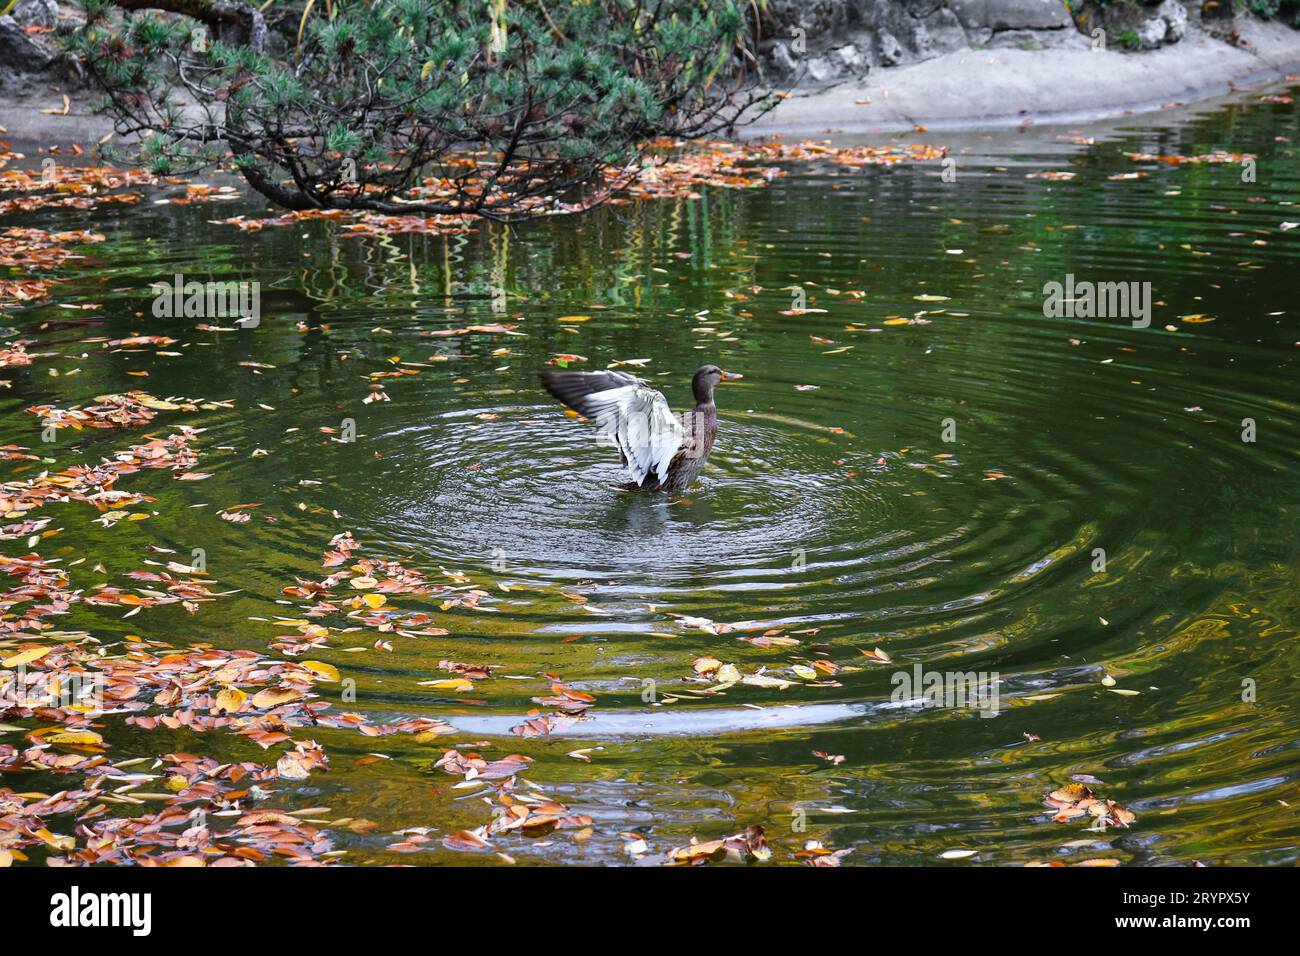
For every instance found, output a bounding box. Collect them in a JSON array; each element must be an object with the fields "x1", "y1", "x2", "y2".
[{"x1": 581, "y1": 384, "x2": 682, "y2": 485}]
